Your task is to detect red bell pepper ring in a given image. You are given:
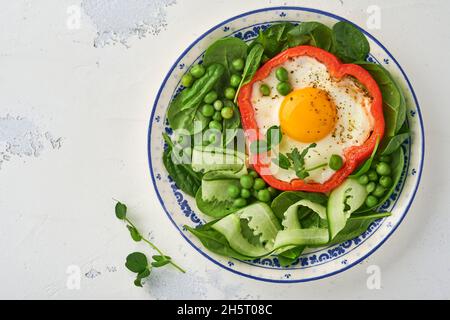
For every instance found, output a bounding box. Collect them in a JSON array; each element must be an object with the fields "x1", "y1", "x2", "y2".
[{"x1": 237, "y1": 46, "x2": 385, "y2": 193}]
